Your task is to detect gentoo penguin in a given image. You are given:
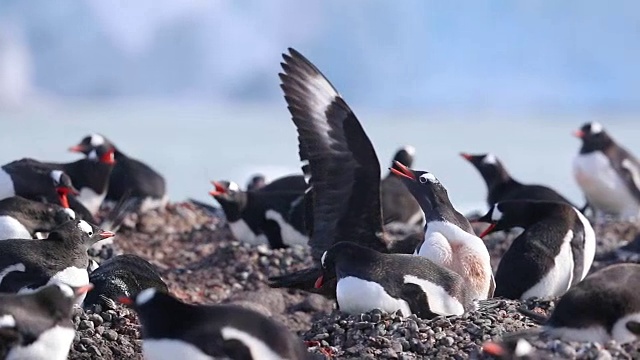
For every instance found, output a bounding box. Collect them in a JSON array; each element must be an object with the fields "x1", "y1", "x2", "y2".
[
  {"x1": 83, "y1": 254, "x2": 168, "y2": 310},
  {"x1": 460, "y1": 153, "x2": 575, "y2": 208},
  {"x1": 0, "y1": 282, "x2": 93, "y2": 360},
  {"x1": 0, "y1": 219, "x2": 113, "y2": 304},
  {"x1": 390, "y1": 162, "x2": 494, "y2": 300},
  {"x1": 381, "y1": 146, "x2": 423, "y2": 226},
  {"x1": 476, "y1": 200, "x2": 596, "y2": 300},
  {"x1": 69, "y1": 133, "x2": 168, "y2": 212},
  {"x1": 572, "y1": 122, "x2": 640, "y2": 219},
  {"x1": 318, "y1": 241, "x2": 473, "y2": 318},
  {"x1": 246, "y1": 174, "x2": 266, "y2": 191},
  {"x1": 481, "y1": 338, "x2": 538, "y2": 360},
  {"x1": 210, "y1": 180, "x2": 308, "y2": 248},
  {"x1": 0, "y1": 196, "x2": 75, "y2": 240},
  {"x1": 119, "y1": 288, "x2": 311, "y2": 360},
  {"x1": 42, "y1": 144, "x2": 116, "y2": 215},
  {"x1": 270, "y1": 48, "x2": 423, "y2": 297},
  {"x1": 535, "y1": 263, "x2": 640, "y2": 344}
]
